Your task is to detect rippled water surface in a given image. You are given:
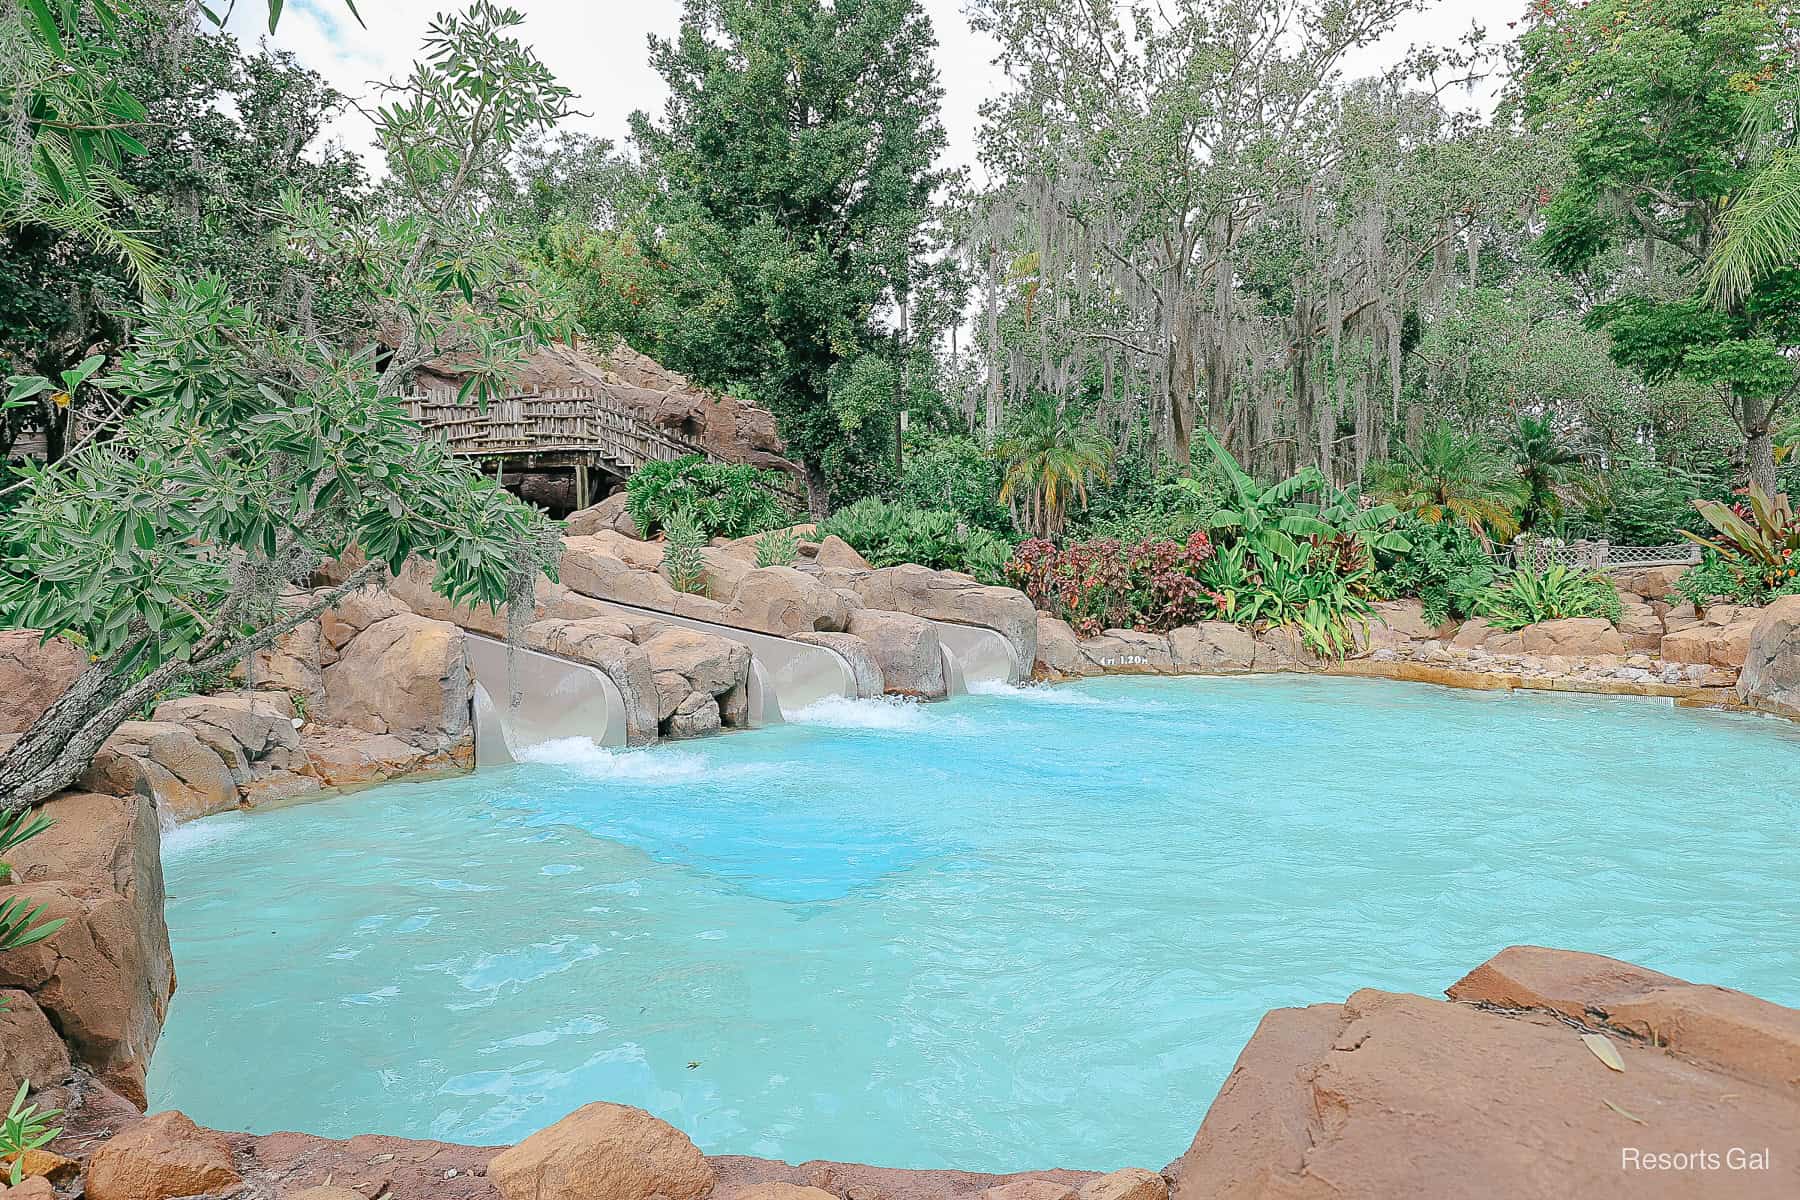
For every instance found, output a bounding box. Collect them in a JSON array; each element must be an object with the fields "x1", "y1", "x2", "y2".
[{"x1": 149, "y1": 676, "x2": 1800, "y2": 1171}]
